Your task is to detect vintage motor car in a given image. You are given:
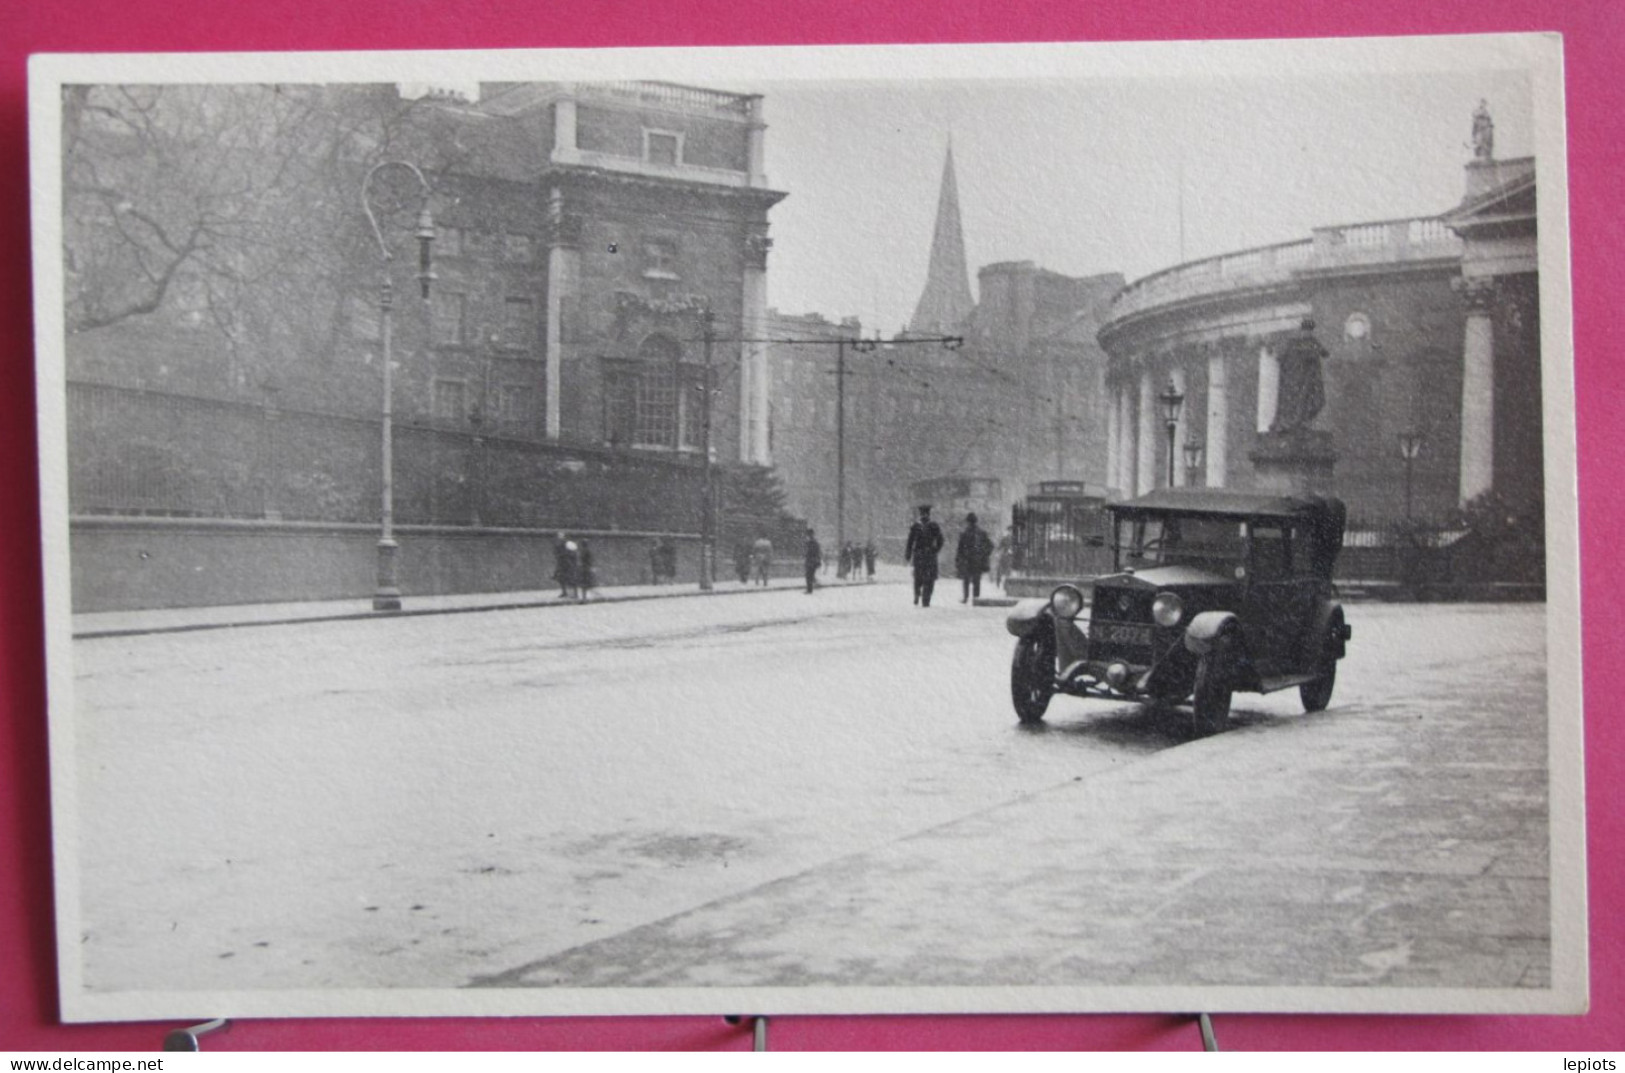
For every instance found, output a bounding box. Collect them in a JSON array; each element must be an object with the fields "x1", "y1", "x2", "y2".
[{"x1": 1005, "y1": 489, "x2": 1353, "y2": 734}]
